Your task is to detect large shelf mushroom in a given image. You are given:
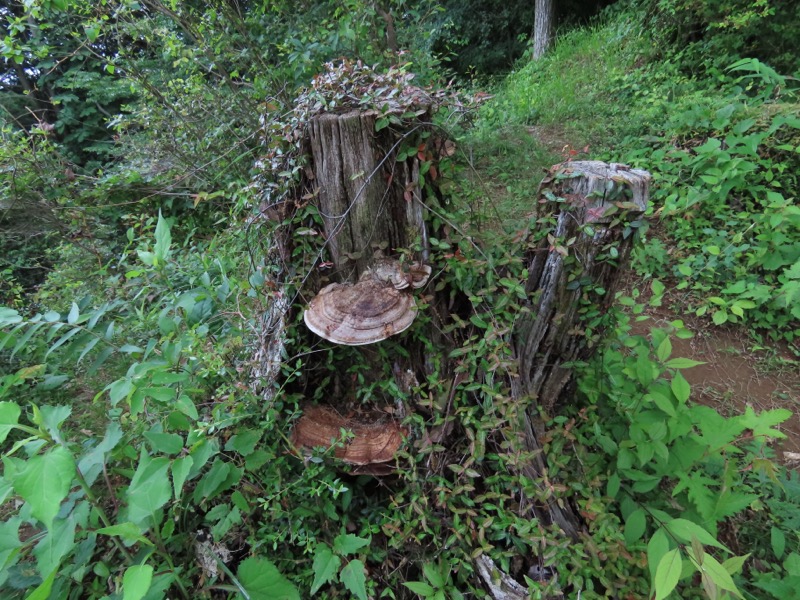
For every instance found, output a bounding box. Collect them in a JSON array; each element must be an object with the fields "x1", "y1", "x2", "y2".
[{"x1": 304, "y1": 259, "x2": 431, "y2": 346}]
